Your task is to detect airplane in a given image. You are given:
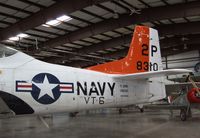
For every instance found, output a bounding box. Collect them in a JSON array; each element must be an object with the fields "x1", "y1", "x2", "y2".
[
  {"x1": 166, "y1": 75, "x2": 200, "y2": 121},
  {"x1": 0, "y1": 25, "x2": 191, "y2": 118}
]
